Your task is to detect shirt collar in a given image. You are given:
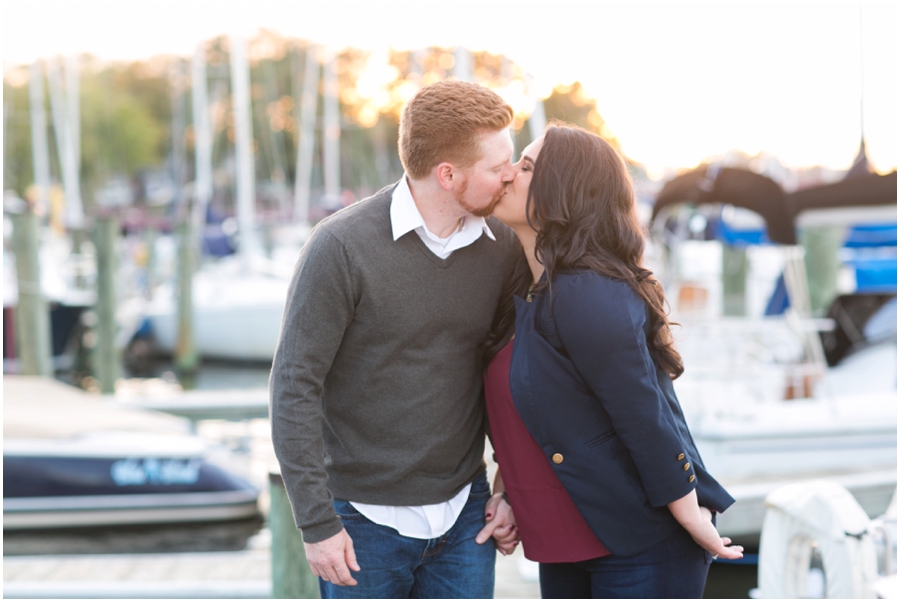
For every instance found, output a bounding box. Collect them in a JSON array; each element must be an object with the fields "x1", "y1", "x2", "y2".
[{"x1": 390, "y1": 176, "x2": 496, "y2": 242}]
